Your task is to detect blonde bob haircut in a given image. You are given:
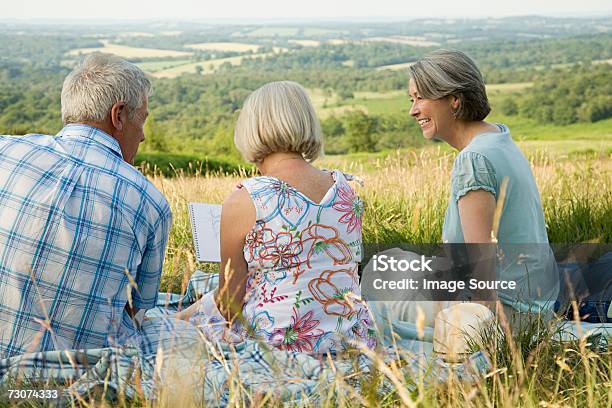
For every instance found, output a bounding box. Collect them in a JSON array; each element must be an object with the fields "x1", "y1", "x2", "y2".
[{"x1": 234, "y1": 81, "x2": 323, "y2": 163}]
